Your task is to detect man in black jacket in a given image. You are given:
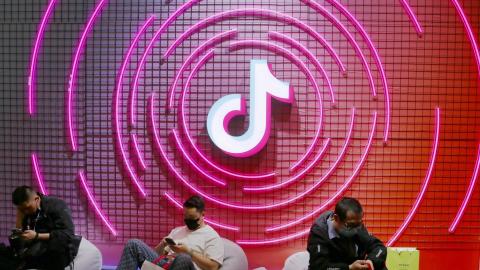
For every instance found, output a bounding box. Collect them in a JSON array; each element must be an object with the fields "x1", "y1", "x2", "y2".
[
  {"x1": 307, "y1": 197, "x2": 387, "y2": 270},
  {"x1": 12, "y1": 186, "x2": 81, "y2": 269}
]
